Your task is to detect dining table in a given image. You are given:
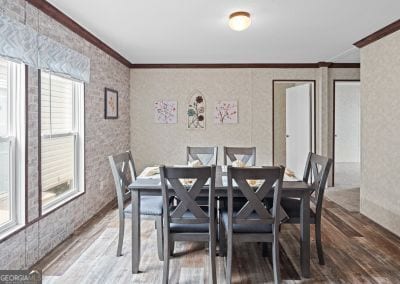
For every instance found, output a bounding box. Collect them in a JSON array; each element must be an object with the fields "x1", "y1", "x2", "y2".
[{"x1": 128, "y1": 165, "x2": 312, "y2": 278}]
